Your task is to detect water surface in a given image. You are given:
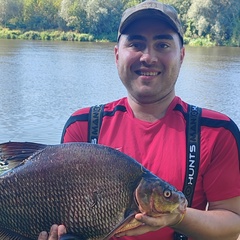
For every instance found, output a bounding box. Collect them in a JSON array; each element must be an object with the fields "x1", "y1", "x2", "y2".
[{"x1": 0, "y1": 39, "x2": 239, "y2": 144}]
